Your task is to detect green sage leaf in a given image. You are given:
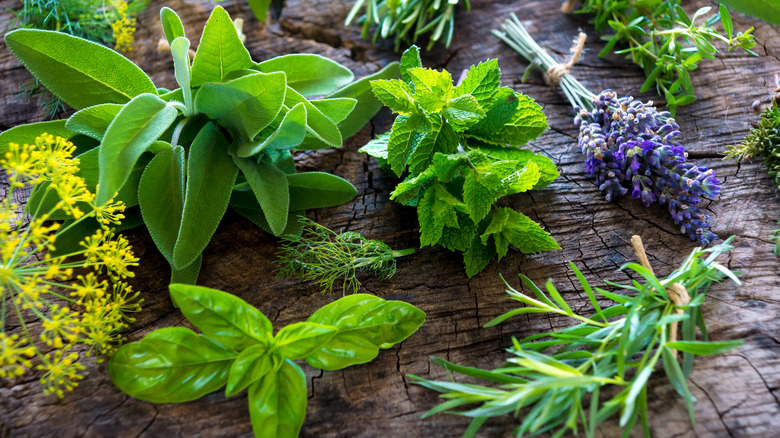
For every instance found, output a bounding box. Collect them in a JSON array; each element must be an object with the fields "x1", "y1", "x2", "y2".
[
  {"x1": 255, "y1": 54, "x2": 354, "y2": 97},
  {"x1": 287, "y1": 172, "x2": 357, "y2": 211},
  {"x1": 233, "y1": 158, "x2": 290, "y2": 236},
  {"x1": 66, "y1": 103, "x2": 122, "y2": 140},
  {"x1": 138, "y1": 146, "x2": 185, "y2": 265},
  {"x1": 190, "y1": 6, "x2": 254, "y2": 87},
  {"x1": 160, "y1": 7, "x2": 186, "y2": 44}
]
